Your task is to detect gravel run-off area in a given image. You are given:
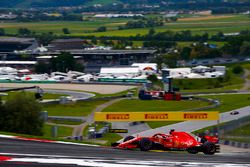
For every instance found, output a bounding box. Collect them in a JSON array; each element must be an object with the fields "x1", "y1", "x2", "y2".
[{"x1": 0, "y1": 83, "x2": 137, "y2": 94}]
